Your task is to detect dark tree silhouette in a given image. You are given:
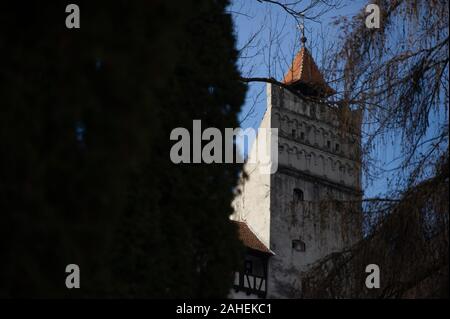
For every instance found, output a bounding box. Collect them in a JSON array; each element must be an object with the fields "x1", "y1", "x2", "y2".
[{"x1": 0, "y1": 0, "x2": 246, "y2": 297}]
